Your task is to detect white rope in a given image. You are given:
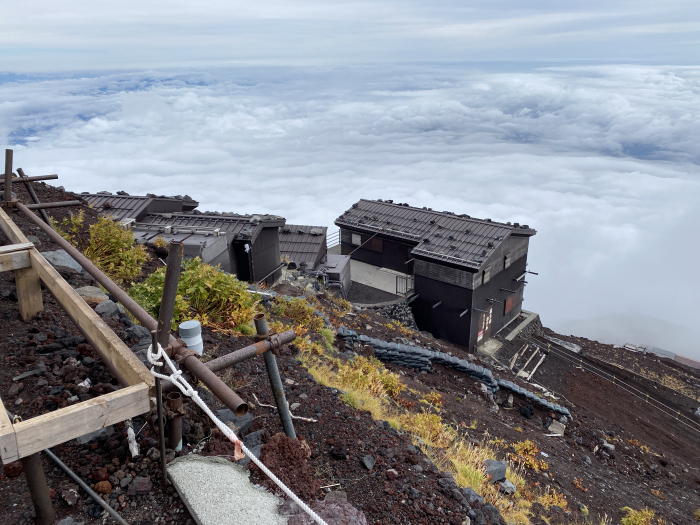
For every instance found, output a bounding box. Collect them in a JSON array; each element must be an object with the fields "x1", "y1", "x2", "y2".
[{"x1": 147, "y1": 343, "x2": 329, "y2": 525}]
